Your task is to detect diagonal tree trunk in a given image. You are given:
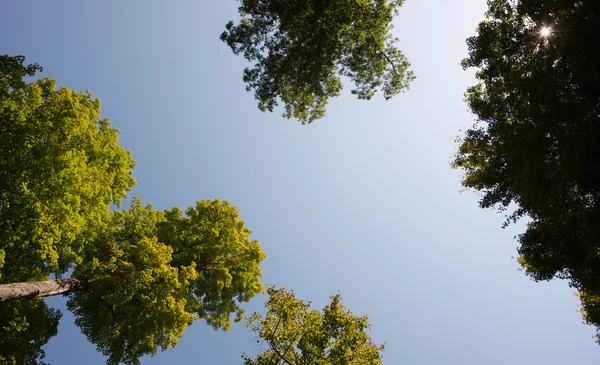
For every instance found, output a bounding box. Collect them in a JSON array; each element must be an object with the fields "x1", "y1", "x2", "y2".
[{"x1": 0, "y1": 278, "x2": 85, "y2": 302}]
